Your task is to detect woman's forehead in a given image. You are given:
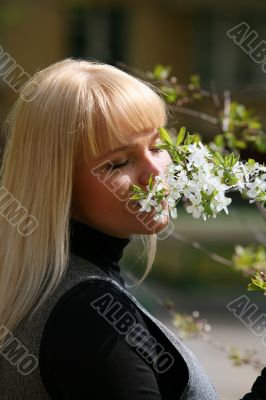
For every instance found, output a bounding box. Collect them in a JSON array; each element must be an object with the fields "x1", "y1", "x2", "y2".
[{"x1": 96, "y1": 129, "x2": 159, "y2": 160}]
